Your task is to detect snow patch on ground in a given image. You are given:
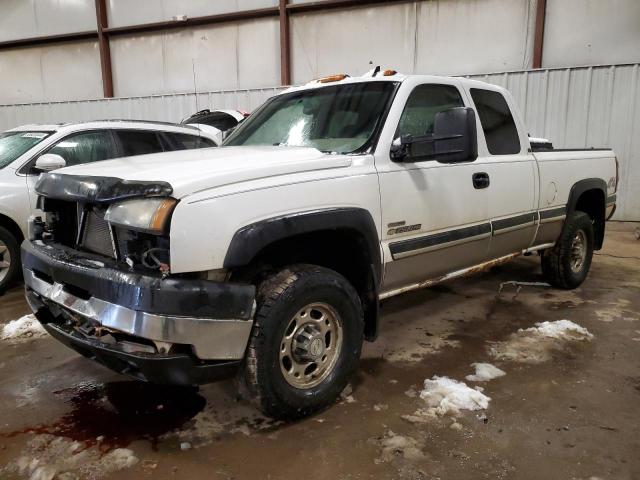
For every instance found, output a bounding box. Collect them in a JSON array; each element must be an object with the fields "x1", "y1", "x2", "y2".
[
  {"x1": 4, "y1": 435, "x2": 138, "y2": 479},
  {"x1": 488, "y1": 320, "x2": 593, "y2": 364},
  {"x1": 401, "y1": 376, "x2": 490, "y2": 425},
  {"x1": 533, "y1": 320, "x2": 594, "y2": 340},
  {"x1": 465, "y1": 363, "x2": 506, "y2": 382},
  {"x1": 419, "y1": 376, "x2": 490, "y2": 416},
  {"x1": 1, "y1": 314, "x2": 46, "y2": 342},
  {"x1": 400, "y1": 376, "x2": 491, "y2": 425}
]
